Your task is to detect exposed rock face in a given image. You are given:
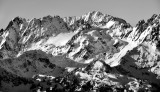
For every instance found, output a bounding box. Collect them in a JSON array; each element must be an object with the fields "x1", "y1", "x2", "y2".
[{"x1": 0, "y1": 11, "x2": 160, "y2": 92}]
